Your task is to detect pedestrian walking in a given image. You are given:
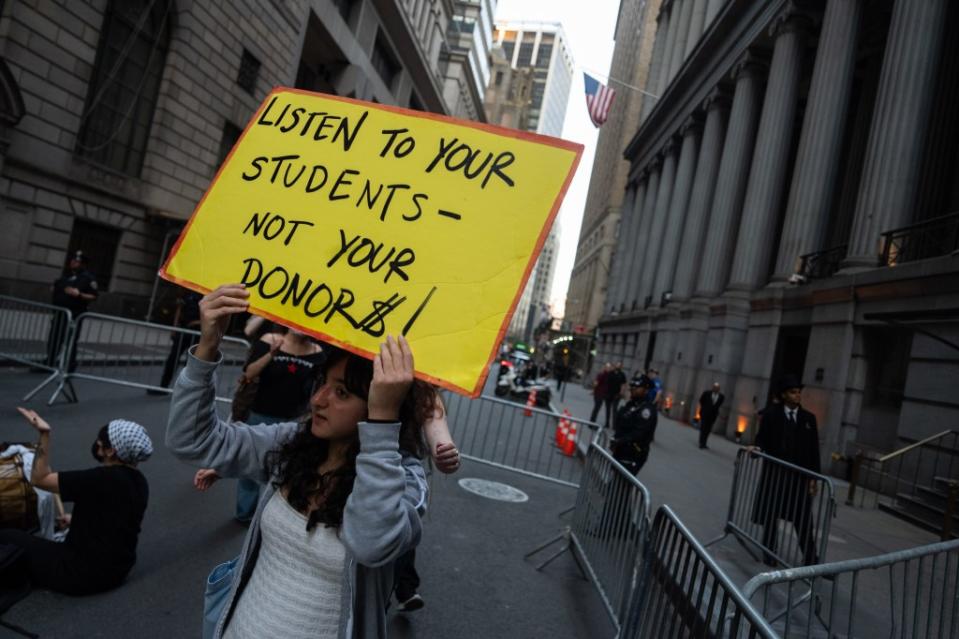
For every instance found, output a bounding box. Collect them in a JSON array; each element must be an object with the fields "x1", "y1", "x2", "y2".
[
  {"x1": 167, "y1": 284, "x2": 432, "y2": 639},
  {"x1": 604, "y1": 362, "x2": 627, "y2": 428},
  {"x1": 0, "y1": 408, "x2": 151, "y2": 595},
  {"x1": 610, "y1": 375, "x2": 657, "y2": 475},
  {"x1": 589, "y1": 363, "x2": 611, "y2": 423},
  {"x1": 697, "y1": 382, "x2": 724, "y2": 449},
  {"x1": 46, "y1": 251, "x2": 98, "y2": 370},
  {"x1": 750, "y1": 374, "x2": 822, "y2": 567},
  {"x1": 554, "y1": 362, "x2": 568, "y2": 393},
  {"x1": 232, "y1": 327, "x2": 325, "y2": 523},
  {"x1": 152, "y1": 289, "x2": 203, "y2": 391}
]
